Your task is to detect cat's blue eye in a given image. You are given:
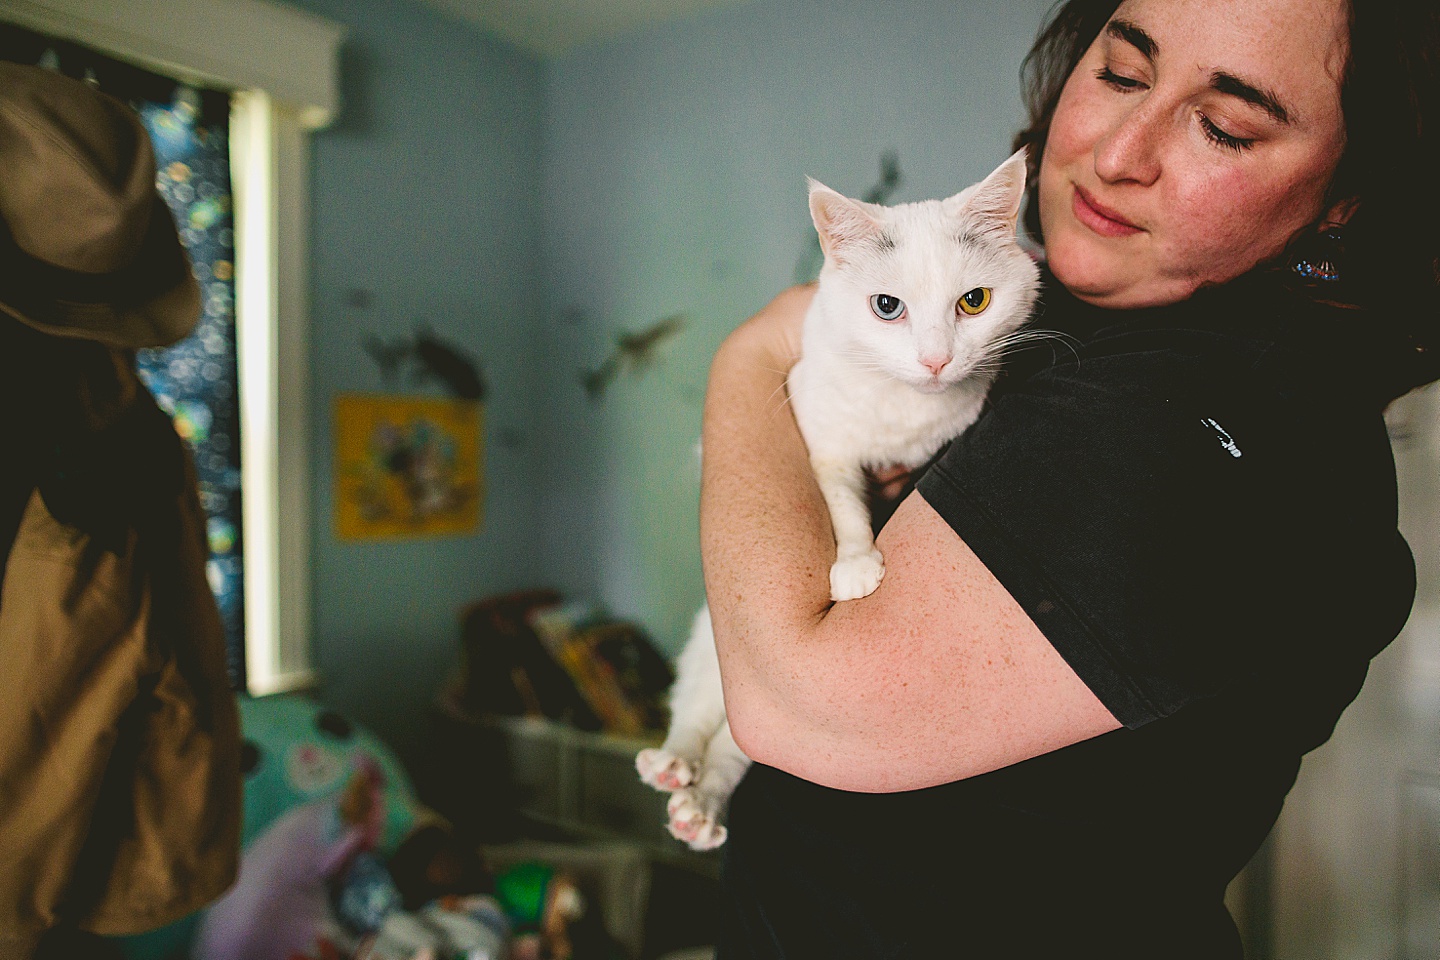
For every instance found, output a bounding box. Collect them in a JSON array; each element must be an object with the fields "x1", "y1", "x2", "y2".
[{"x1": 870, "y1": 294, "x2": 906, "y2": 322}]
